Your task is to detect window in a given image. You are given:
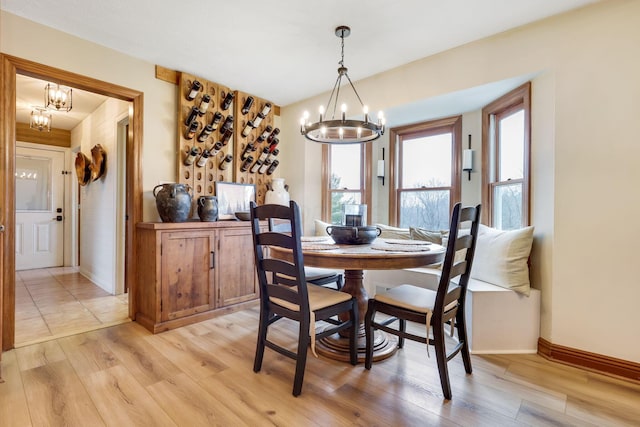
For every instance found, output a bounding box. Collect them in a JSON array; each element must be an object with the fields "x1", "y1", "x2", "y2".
[
  {"x1": 322, "y1": 143, "x2": 372, "y2": 223},
  {"x1": 482, "y1": 82, "x2": 531, "y2": 229},
  {"x1": 389, "y1": 116, "x2": 462, "y2": 229}
]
